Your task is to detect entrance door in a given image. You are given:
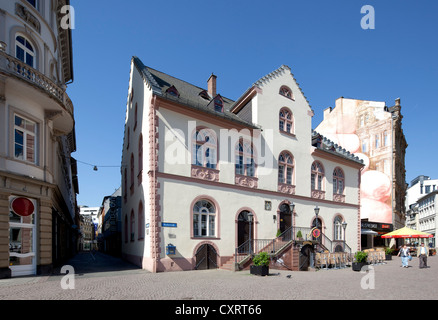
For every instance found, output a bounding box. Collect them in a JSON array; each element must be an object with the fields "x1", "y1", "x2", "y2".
[
  {"x1": 299, "y1": 244, "x2": 314, "y2": 271},
  {"x1": 195, "y1": 244, "x2": 218, "y2": 270},
  {"x1": 9, "y1": 197, "x2": 37, "y2": 277},
  {"x1": 237, "y1": 211, "x2": 254, "y2": 248},
  {"x1": 279, "y1": 203, "x2": 292, "y2": 233}
]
